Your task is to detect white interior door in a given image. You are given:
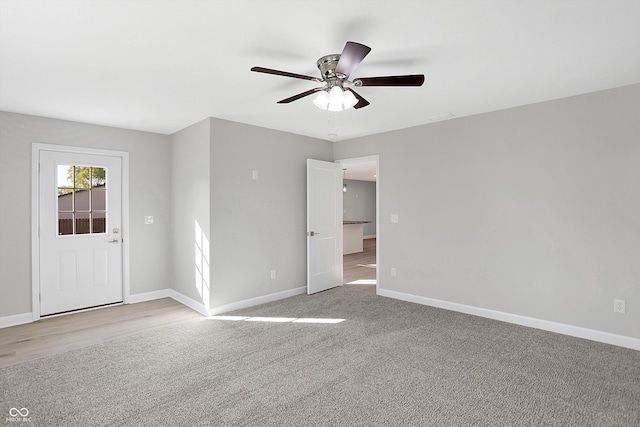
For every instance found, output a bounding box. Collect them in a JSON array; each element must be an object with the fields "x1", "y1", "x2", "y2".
[
  {"x1": 307, "y1": 159, "x2": 343, "y2": 294},
  {"x1": 38, "y1": 150, "x2": 123, "y2": 315}
]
